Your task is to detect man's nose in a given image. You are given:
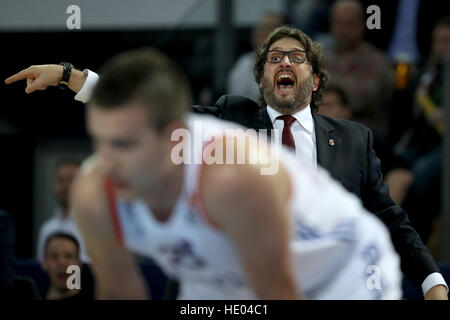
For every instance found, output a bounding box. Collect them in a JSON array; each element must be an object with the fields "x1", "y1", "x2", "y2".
[{"x1": 280, "y1": 54, "x2": 292, "y2": 67}]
